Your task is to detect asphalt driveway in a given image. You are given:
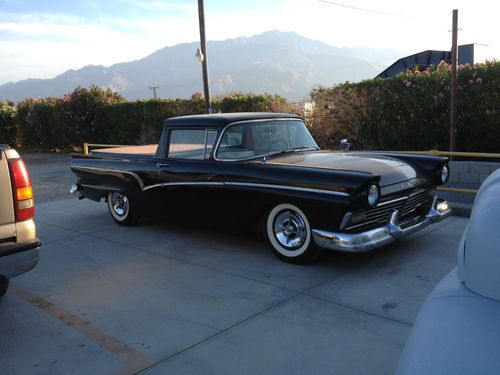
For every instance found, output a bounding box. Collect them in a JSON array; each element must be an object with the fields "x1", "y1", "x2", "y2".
[{"x1": 0, "y1": 193, "x2": 467, "y2": 375}]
